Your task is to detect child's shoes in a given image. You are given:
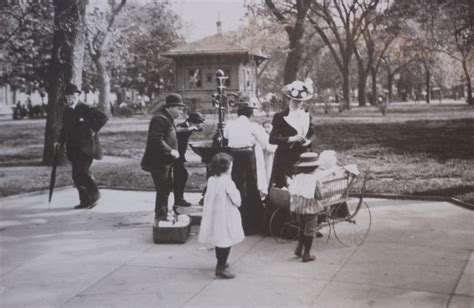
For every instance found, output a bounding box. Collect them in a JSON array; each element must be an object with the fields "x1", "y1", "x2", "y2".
[
  {"x1": 302, "y1": 254, "x2": 316, "y2": 262},
  {"x1": 215, "y1": 264, "x2": 235, "y2": 279}
]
